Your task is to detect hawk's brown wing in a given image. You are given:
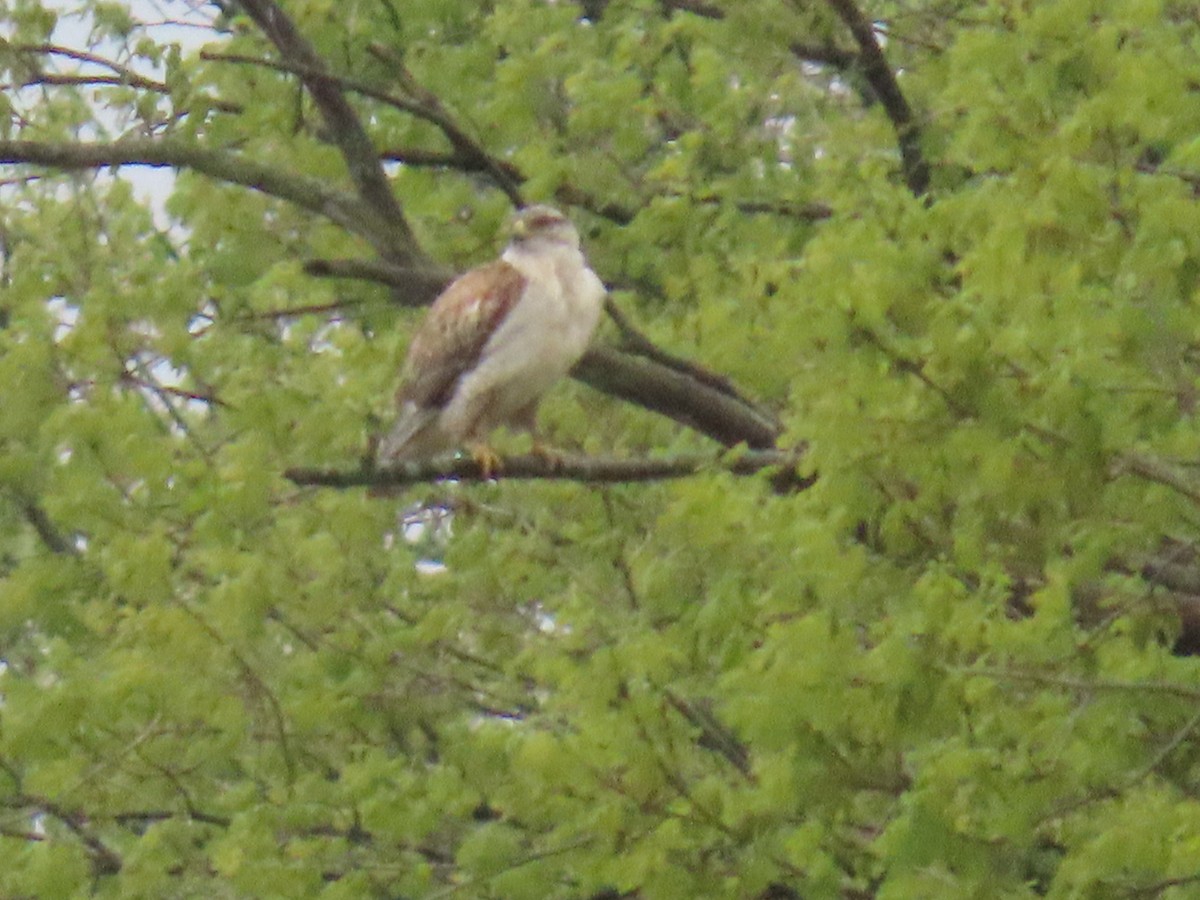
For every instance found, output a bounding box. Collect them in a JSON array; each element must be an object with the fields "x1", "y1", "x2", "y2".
[{"x1": 398, "y1": 260, "x2": 527, "y2": 410}]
